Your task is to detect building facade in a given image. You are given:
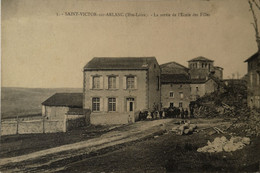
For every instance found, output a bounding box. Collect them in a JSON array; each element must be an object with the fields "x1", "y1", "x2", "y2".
[
  {"x1": 83, "y1": 57, "x2": 161, "y2": 125},
  {"x1": 245, "y1": 52, "x2": 260, "y2": 109},
  {"x1": 188, "y1": 56, "x2": 223, "y2": 80},
  {"x1": 41, "y1": 93, "x2": 85, "y2": 132},
  {"x1": 160, "y1": 58, "x2": 221, "y2": 108},
  {"x1": 161, "y1": 74, "x2": 191, "y2": 109},
  {"x1": 190, "y1": 79, "x2": 218, "y2": 101}
]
